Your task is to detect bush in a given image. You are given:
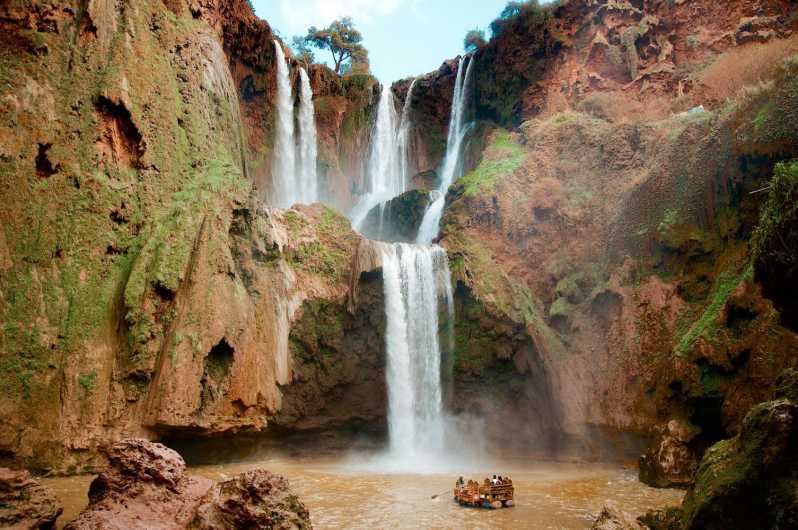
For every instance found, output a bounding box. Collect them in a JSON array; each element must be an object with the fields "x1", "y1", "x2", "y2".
[
  {"x1": 464, "y1": 29, "x2": 487, "y2": 53},
  {"x1": 489, "y1": 0, "x2": 550, "y2": 40},
  {"x1": 697, "y1": 37, "x2": 798, "y2": 102},
  {"x1": 752, "y1": 159, "x2": 798, "y2": 329}
]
